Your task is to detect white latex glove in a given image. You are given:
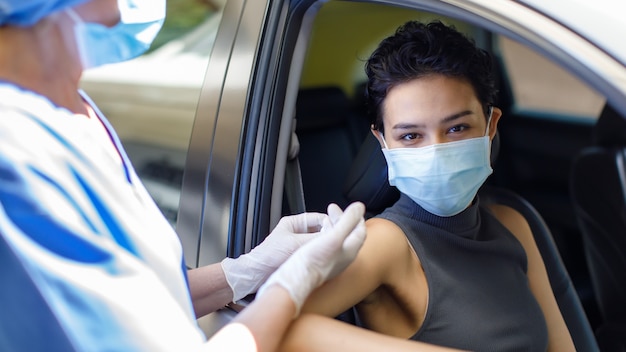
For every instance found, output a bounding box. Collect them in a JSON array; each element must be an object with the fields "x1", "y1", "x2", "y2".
[
  {"x1": 221, "y1": 211, "x2": 328, "y2": 302},
  {"x1": 257, "y1": 202, "x2": 366, "y2": 316}
]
